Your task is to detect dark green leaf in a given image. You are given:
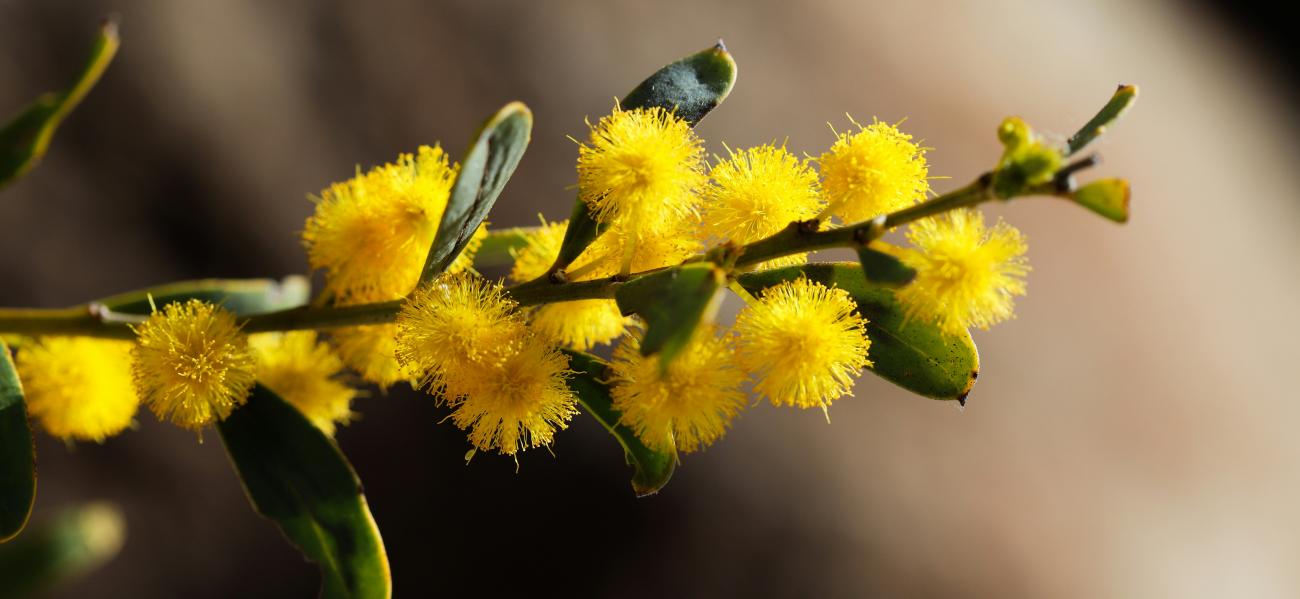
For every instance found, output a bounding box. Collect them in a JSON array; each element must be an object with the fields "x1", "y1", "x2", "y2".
[
  {"x1": 615, "y1": 263, "x2": 723, "y2": 369},
  {"x1": 856, "y1": 246, "x2": 916, "y2": 287},
  {"x1": 420, "y1": 102, "x2": 533, "y2": 283},
  {"x1": 1067, "y1": 84, "x2": 1138, "y2": 156},
  {"x1": 1070, "y1": 178, "x2": 1130, "y2": 223},
  {"x1": 563, "y1": 350, "x2": 675, "y2": 496},
  {"x1": 0, "y1": 341, "x2": 35, "y2": 543},
  {"x1": 0, "y1": 502, "x2": 124, "y2": 598},
  {"x1": 1, "y1": 21, "x2": 118, "y2": 190},
  {"x1": 95, "y1": 276, "x2": 310, "y2": 316},
  {"x1": 550, "y1": 42, "x2": 738, "y2": 274},
  {"x1": 218, "y1": 385, "x2": 390, "y2": 599},
  {"x1": 470, "y1": 226, "x2": 534, "y2": 270},
  {"x1": 738, "y1": 263, "x2": 979, "y2": 402}
]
